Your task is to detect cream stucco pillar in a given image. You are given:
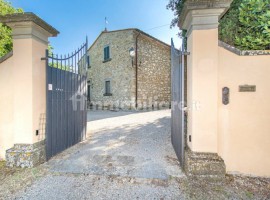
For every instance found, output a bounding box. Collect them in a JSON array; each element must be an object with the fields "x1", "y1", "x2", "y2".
[
  {"x1": 179, "y1": 1, "x2": 232, "y2": 178},
  {"x1": 0, "y1": 13, "x2": 58, "y2": 167},
  {"x1": 179, "y1": 1, "x2": 231, "y2": 153}
]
